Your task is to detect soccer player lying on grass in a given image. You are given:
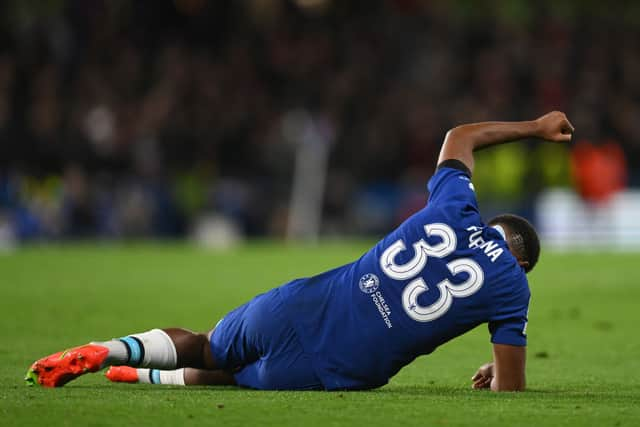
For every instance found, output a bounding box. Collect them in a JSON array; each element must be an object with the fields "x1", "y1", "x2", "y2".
[{"x1": 26, "y1": 111, "x2": 574, "y2": 392}]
